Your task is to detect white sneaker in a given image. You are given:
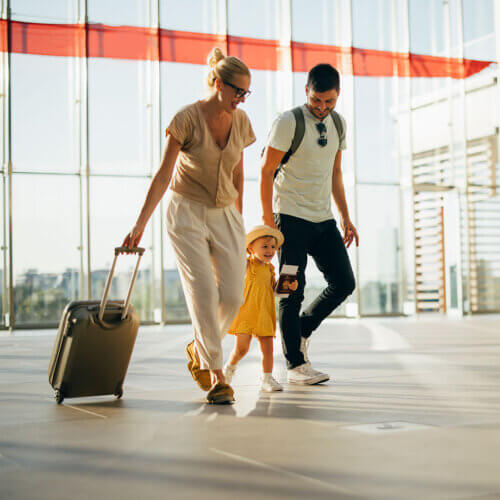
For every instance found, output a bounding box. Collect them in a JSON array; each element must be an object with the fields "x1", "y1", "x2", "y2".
[
  {"x1": 299, "y1": 338, "x2": 330, "y2": 381},
  {"x1": 288, "y1": 363, "x2": 330, "y2": 385},
  {"x1": 223, "y1": 363, "x2": 237, "y2": 384},
  {"x1": 261, "y1": 375, "x2": 283, "y2": 392},
  {"x1": 305, "y1": 362, "x2": 330, "y2": 382},
  {"x1": 300, "y1": 337, "x2": 310, "y2": 363}
]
